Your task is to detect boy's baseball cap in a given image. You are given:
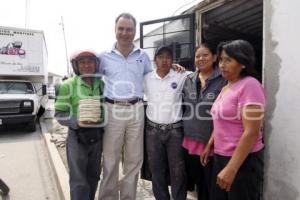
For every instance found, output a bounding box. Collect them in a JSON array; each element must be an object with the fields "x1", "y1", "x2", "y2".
[{"x1": 154, "y1": 45, "x2": 173, "y2": 58}]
